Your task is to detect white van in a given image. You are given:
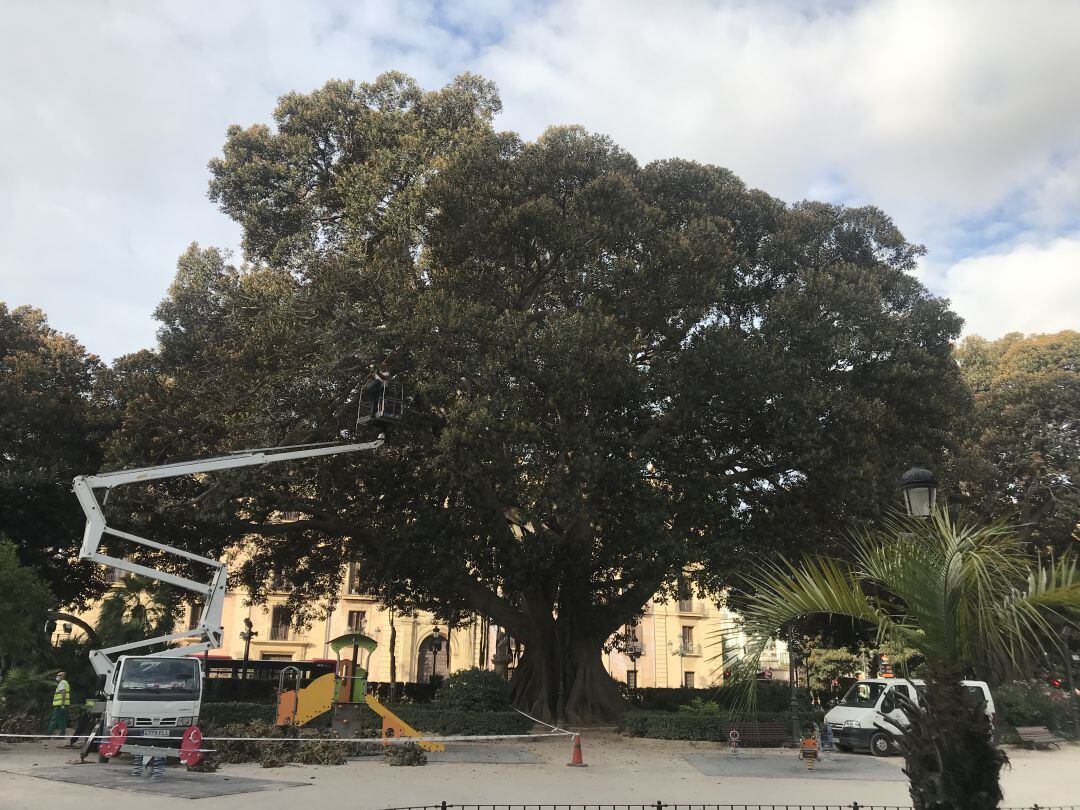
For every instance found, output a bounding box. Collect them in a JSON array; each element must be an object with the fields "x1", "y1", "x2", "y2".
[{"x1": 823, "y1": 678, "x2": 996, "y2": 756}]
